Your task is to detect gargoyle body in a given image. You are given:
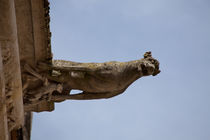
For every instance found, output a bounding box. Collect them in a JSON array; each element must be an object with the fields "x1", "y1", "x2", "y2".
[{"x1": 39, "y1": 52, "x2": 160, "y2": 101}]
